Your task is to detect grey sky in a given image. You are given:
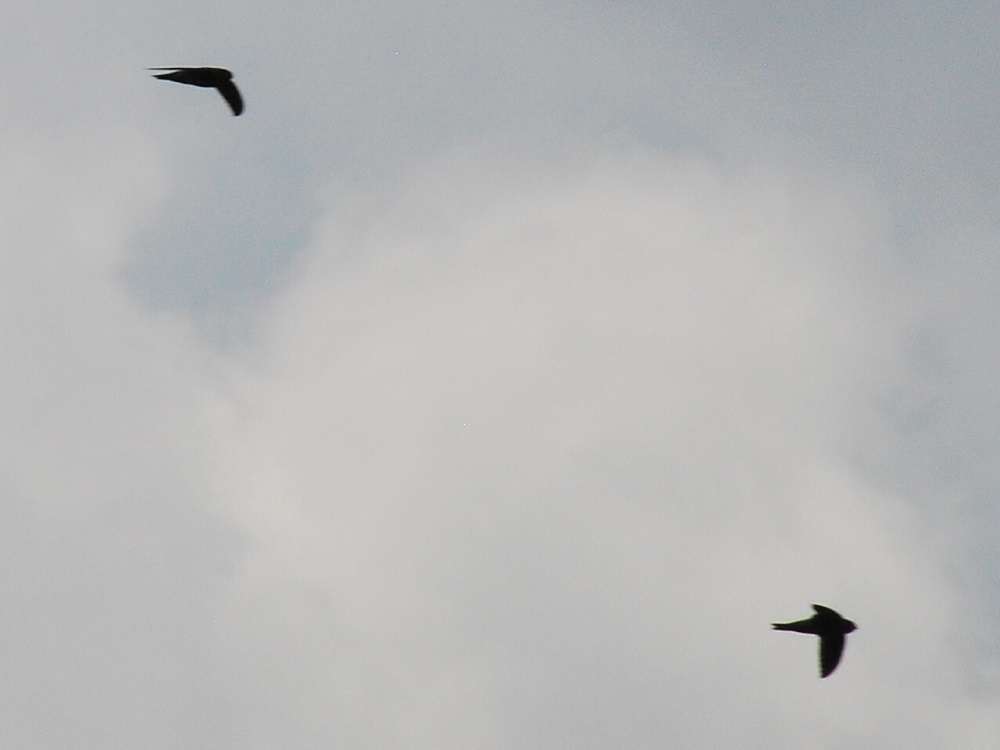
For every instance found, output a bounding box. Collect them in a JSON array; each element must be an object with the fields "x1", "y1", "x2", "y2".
[{"x1": 3, "y1": 1, "x2": 1000, "y2": 747}]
